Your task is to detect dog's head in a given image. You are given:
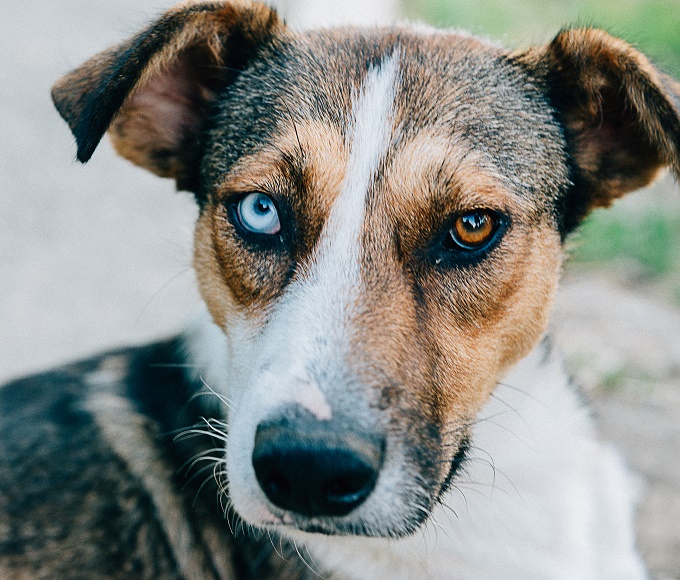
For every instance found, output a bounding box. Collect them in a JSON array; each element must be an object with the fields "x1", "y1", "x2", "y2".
[{"x1": 53, "y1": 1, "x2": 680, "y2": 538}]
